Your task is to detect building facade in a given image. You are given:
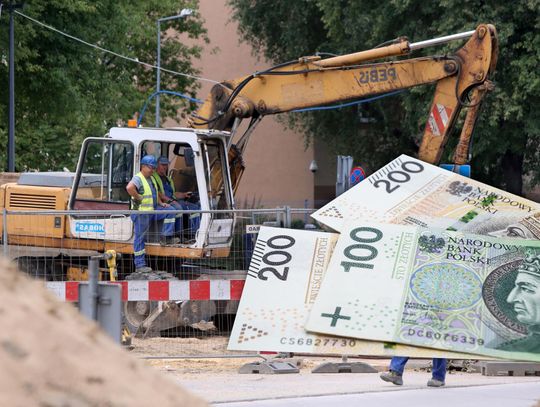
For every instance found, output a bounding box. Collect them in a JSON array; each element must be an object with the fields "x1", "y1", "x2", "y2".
[{"x1": 185, "y1": 0, "x2": 335, "y2": 208}]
